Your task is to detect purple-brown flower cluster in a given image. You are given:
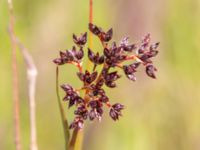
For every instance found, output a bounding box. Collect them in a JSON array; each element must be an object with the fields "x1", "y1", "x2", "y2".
[{"x1": 53, "y1": 23, "x2": 159, "y2": 130}]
